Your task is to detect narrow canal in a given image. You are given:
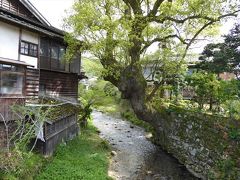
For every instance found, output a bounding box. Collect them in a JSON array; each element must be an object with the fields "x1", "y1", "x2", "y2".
[{"x1": 92, "y1": 111, "x2": 199, "y2": 180}]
